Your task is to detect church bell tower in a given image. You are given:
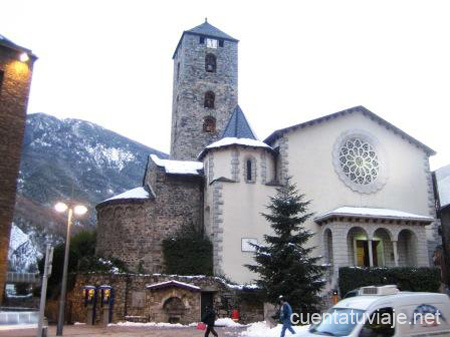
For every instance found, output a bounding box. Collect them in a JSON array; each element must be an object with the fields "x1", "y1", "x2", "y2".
[{"x1": 170, "y1": 20, "x2": 238, "y2": 160}]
